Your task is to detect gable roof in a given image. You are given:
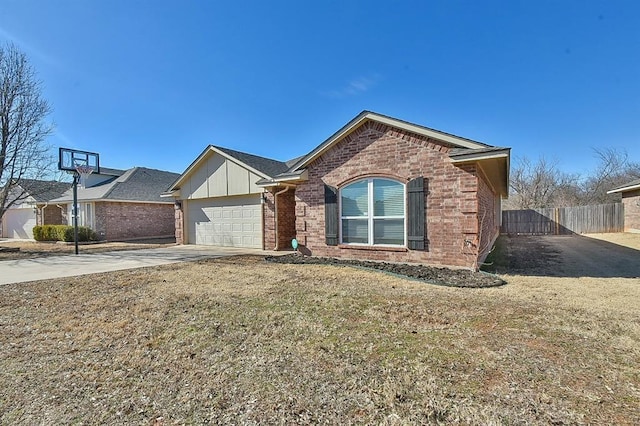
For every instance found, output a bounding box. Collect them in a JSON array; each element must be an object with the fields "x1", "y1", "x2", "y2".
[
  {"x1": 51, "y1": 167, "x2": 180, "y2": 203},
  {"x1": 287, "y1": 110, "x2": 492, "y2": 172},
  {"x1": 607, "y1": 178, "x2": 640, "y2": 194},
  {"x1": 259, "y1": 110, "x2": 510, "y2": 195},
  {"x1": 167, "y1": 145, "x2": 291, "y2": 193},
  {"x1": 16, "y1": 179, "x2": 72, "y2": 202},
  {"x1": 213, "y1": 146, "x2": 290, "y2": 177}
]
